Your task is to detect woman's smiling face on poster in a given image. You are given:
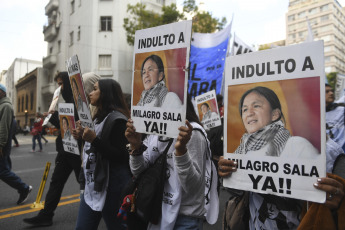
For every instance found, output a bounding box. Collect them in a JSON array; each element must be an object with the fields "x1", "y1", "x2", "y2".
[
  {"x1": 89, "y1": 82, "x2": 100, "y2": 106},
  {"x1": 141, "y1": 58, "x2": 163, "y2": 90},
  {"x1": 241, "y1": 92, "x2": 280, "y2": 134},
  {"x1": 62, "y1": 118, "x2": 68, "y2": 132}
]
